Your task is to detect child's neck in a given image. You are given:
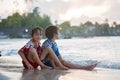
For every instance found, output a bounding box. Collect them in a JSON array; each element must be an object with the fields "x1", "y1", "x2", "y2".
[{"x1": 51, "y1": 38, "x2": 55, "y2": 42}]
